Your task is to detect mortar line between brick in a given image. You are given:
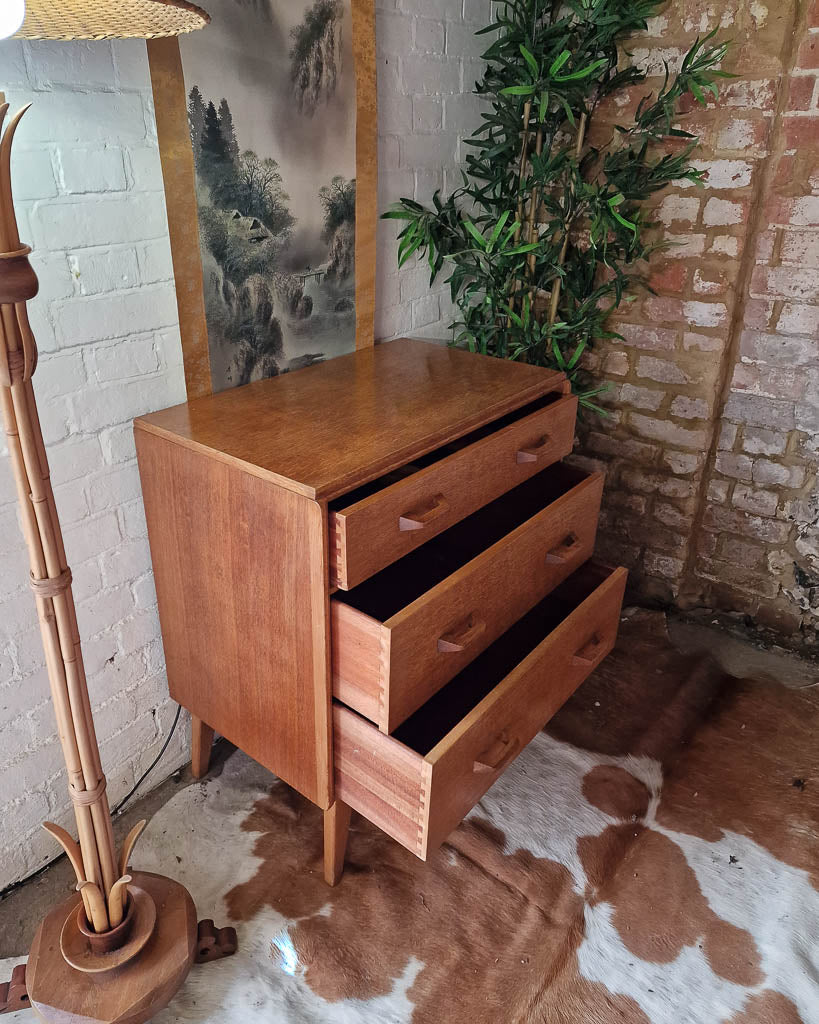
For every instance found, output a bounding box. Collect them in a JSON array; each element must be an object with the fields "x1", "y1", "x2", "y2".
[{"x1": 679, "y1": 0, "x2": 806, "y2": 602}]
